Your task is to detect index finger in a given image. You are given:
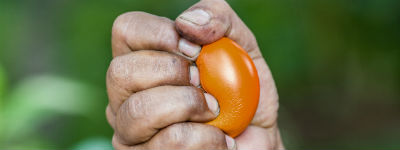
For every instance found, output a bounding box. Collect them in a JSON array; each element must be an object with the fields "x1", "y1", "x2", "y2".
[
  {"x1": 112, "y1": 11, "x2": 202, "y2": 59},
  {"x1": 112, "y1": 11, "x2": 179, "y2": 57}
]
